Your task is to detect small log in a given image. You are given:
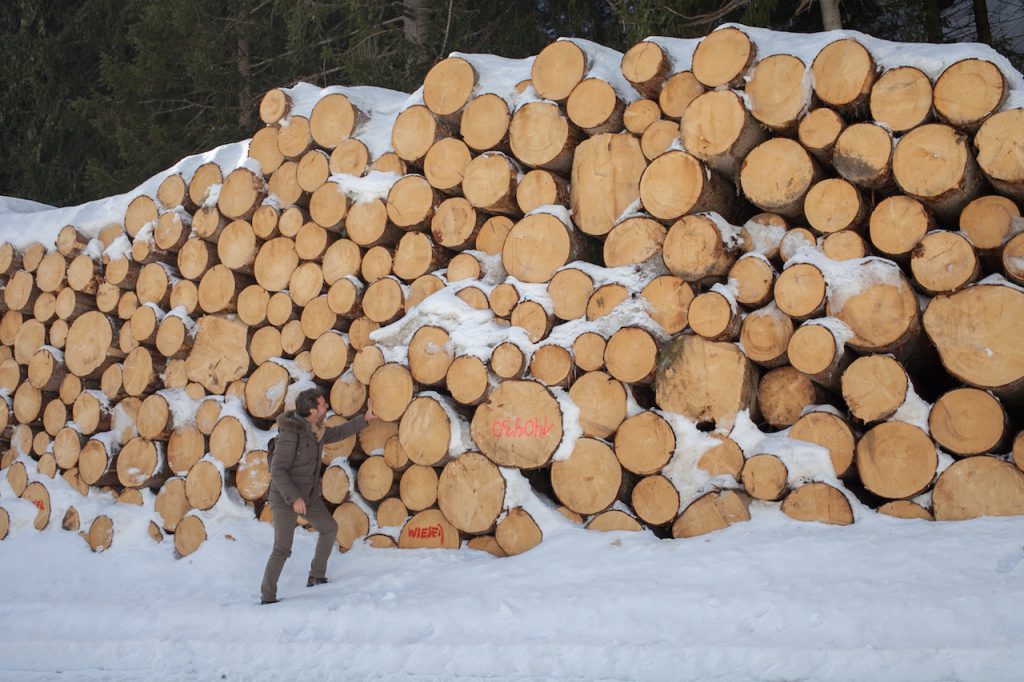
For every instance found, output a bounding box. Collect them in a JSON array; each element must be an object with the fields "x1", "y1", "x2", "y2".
[
  {"x1": 746, "y1": 54, "x2": 809, "y2": 133},
  {"x1": 587, "y1": 509, "x2": 643, "y2": 532},
  {"x1": 658, "y1": 72, "x2": 705, "y2": 122},
  {"x1": 798, "y1": 108, "x2": 845, "y2": 164},
  {"x1": 929, "y1": 387, "x2": 1007, "y2": 457},
  {"x1": 502, "y1": 211, "x2": 586, "y2": 284},
  {"x1": 878, "y1": 500, "x2": 933, "y2": 521},
  {"x1": 308, "y1": 181, "x2": 348, "y2": 230},
  {"x1": 174, "y1": 514, "x2": 207, "y2": 557},
  {"x1": 529, "y1": 345, "x2": 573, "y2": 388},
  {"x1": 566, "y1": 78, "x2": 625, "y2": 136},
  {"x1": 531, "y1": 39, "x2": 587, "y2": 102},
  {"x1": 67, "y1": 254, "x2": 99, "y2": 294},
  {"x1": 277, "y1": 115, "x2": 314, "y2": 159},
  {"x1": 461, "y1": 93, "x2": 512, "y2": 153},
  {"x1": 192, "y1": 206, "x2": 227, "y2": 243},
  {"x1": 804, "y1": 178, "x2": 869, "y2": 235},
  {"x1": 672, "y1": 490, "x2": 750, "y2": 538},
  {"x1": 811, "y1": 38, "x2": 876, "y2": 113},
  {"x1": 369, "y1": 363, "x2": 416, "y2": 422},
  {"x1": 782, "y1": 482, "x2": 853, "y2": 525},
  {"x1": 934, "y1": 59, "x2": 1006, "y2": 131},
  {"x1": 740, "y1": 138, "x2": 823, "y2": 219},
  {"x1": 572, "y1": 134, "x2": 647, "y2": 239},
  {"x1": 495, "y1": 507, "x2": 542, "y2": 556},
  {"x1": 398, "y1": 392, "x2": 464, "y2": 467},
  {"x1": 741, "y1": 453, "x2": 788, "y2": 501},
  {"x1": 728, "y1": 255, "x2": 776, "y2": 309},
  {"x1": 663, "y1": 214, "x2": 738, "y2": 285},
  {"x1": 641, "y1": 150, "x2": 734, "y2": 222},
  {"x1": 21, "y1": 481, "x2": 51, "y2": 530},
  {"x1": 758, "y1": 366, "x2": 821, "y2": 429},
  {"x1": 218, "y1": 168, "x2": 266, "y2": 221},
  {"x1": 516, "y1": 169, "x2": 570, "y2": 214},
  {"x1": 320, "y1": 462, "x2": 350, "y2": 505},
  {"x1": 267, "y1": 161, "x2": 304, "y2": 208},
  {"x1": 910, "y1": 230, "x2": 980, "y2": 296},
  {"x1": 333, "y1": 501, "x2": 371, "y2": 551},
  {"x1": 78, "y1": 439, "x2": 119, "y2": 487},
  {"x1": 357, "y1": 456, "x2": 397, "y2": 502},
  {"x1": 688, "y1": 291, "x2": 741, "y2": 342},
  {"x1": 431, "y1": 197, "x2": 485, "y2": 250},
  {"x1": 620, "y1": 40, "x2": 670, "y2": 98},
  {"x1": 573, "y1": 332, "x2": 606, "y2": 373},
  {"x1": 868, "y1": 195, "x2": 932, "y2": 262},
  {"x1": 124, "y1": 195, "x2": 158, "y2": 239},
  {"x1": 605, "y1": 326, "x2": 658, "y2": 385},
  {"x1": 774, "y1": 262, "x2": 827, "y2": 320},
  {"x1": 682, "y1": 90, "x2": 767, "y2": 179},
  {"x1": 249, "y1": 127, "x2": 285, "y2": 176},
  {"x1": 697, "y1": 434, "x2": 745, "y2": 478},
  {"x1": 1003, "y1": 233, "x2": 1024, "y2": 287},
  {"x1": 167, "y1": 425, "x2": 205, "y2": 476},
  {"x1": 117, "y1": 436, "x2": 167, "y2": 488},
  {"x1": 446, "y1": 355, "x2": 489, "y2": 406},
  {"x1": 408, "y1": 326, "x2": 453, "y2": 387},
  {"x1": 387, "y1": 175, "x2": 437, "y2": 231},
  {"x1": 85, "y1": 515, "x2": 114, "y2": 552},
  {"x1": 960, "y1": 195, "x2": 1021, "y2": 267},
  {"x1": 424, "y1": 137, "x2": 472, "y2": 195},
  {"x1": 857, "y1": 422, "x2": 937, "y2": 500},
  {"x1": 631, "y1": 474, "x2": 680, "y2": 528},
  {"x1": 841, "y1": 354, "x2": 910, "y2": 424},
  {"x1": 309, "y1": 93, "x2": 364, "y2": 149},
  {"x1": 329, "y1": 138, "x2": 370, "y2": 176},
  {"x1": 973, "y1": 108, "x2": 1024, "y2": 202},
  {"x1": 399, "y1": 508, "x2": 459, "y2": 549},
  {"x1": 398, "y1": 465, "x2": 439, "y2": 512},
  {"x1": 892, "y1": 123, "x2": 984, "y2": 223},
  {"x1": 549, "y1": 437, "x2": 623, "y2": 516},
  {"x1": 392, "y1": 105, "x2": 449, "y2": 165},
  {"x1": 833, "y1": 122, "x2": 896, "y2": 191},
  {"x1": 869, "y1": 66, "x2": 933, "y2": 133},
  {"x1": 177, "y1": 238, "x2": 217, "y2": 282},
  {"x1": 547, "y1": 267, "x2": 593, "y2": 322},
  {"x1": 510, "y1": 300, "x2": 554, "y2": 344},
  {"x1": 462, "y1": 152, "x2": 520, "y2": 216},
  {"x1": 739, "y1": 303, "x2": 794, "y2": 369},
  {"x1": 787, "y1": 321, "x2": 853, "y2": 391},
  {"x1": 5, "y1": 270, "x2": 38, "y2": 312},
  {"x1": 640, "y1": 275, "x2": 694, "y2": 334},
  {"x1": 614, "y1": 411, "x2": 675, "y2": 475},
  {"x1": 692, "y1": 27, "x2": 754, "y2": 88},
  {"x1": 509, "y1": 101, "x2": 581, "y2": 174}
]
